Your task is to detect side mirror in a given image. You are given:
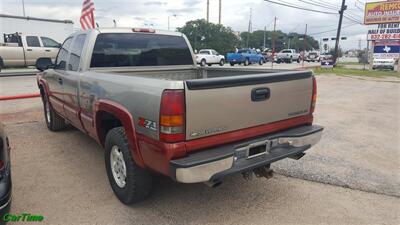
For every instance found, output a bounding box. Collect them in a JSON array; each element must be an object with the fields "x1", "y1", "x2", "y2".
[
  {"x1": 36, "y1": 57, "x2": 53, "y2": 71},
  {"x1": 57, "y1": 43, "x2": 62, "y2": 48}
]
